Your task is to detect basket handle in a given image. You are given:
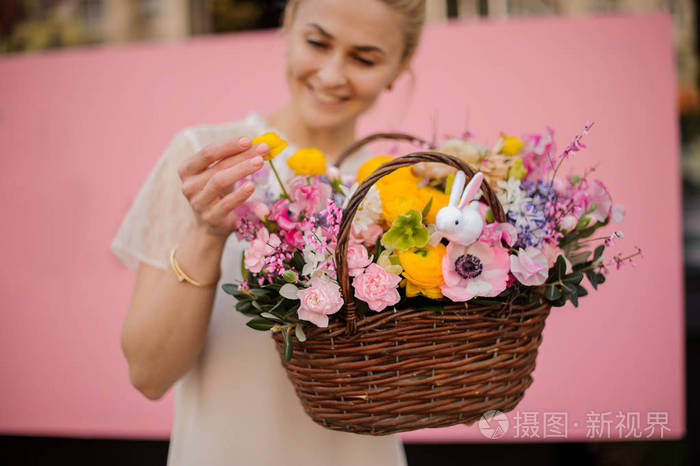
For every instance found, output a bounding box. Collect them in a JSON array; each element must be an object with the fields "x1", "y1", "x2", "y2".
[
  {"x1": 335, "y1": 151, "x2": 507, "y2": 336},
  {"x1": 334, "y1": 132, "x2": 434, "y2": 167}
]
